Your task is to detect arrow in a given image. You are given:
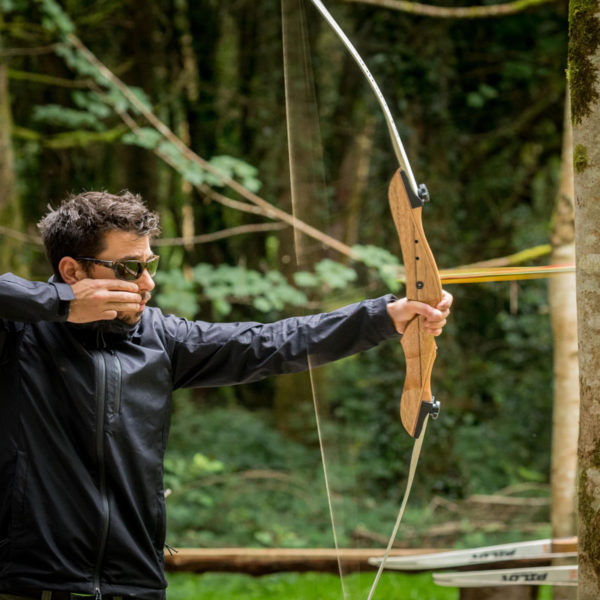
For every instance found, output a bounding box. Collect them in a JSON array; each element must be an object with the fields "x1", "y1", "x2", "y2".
[
  {"x1": 368, "y1": 537, "x2": 578, "y2": 570},
  {"x1": 433, "y1": 565, "x2": 578, "y2": 587}
]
